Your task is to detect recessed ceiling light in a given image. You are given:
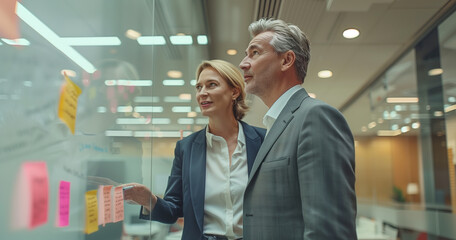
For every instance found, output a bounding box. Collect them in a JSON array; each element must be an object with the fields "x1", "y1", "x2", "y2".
[
  {"x1": 428, "y1": 68, "x2": 443, "y2": 76},
  {"x1": 308, "y1": 93, "x2": 316, "y2": 98},
  {"x1": 125, "y1": 29, "x2": 141, "y2": 40},
  {"x1": 343, "y1": 28, "x2": 360, "y2": 39},
  {"x1": 187, "y1": 112, "x2": 197, "y2": 117},
  {"x1": 190, "y1": 79, "x2": 197, "y2": 86},
  {"x1": 167, "y1": 70, "x2": 182, "y2": 78},
  {"x1": 317, "y1": 70, "x2": 333, "y2": 78},
  {"x1": 227, "y1": 49, "x2": 237, "y2": 55}
]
